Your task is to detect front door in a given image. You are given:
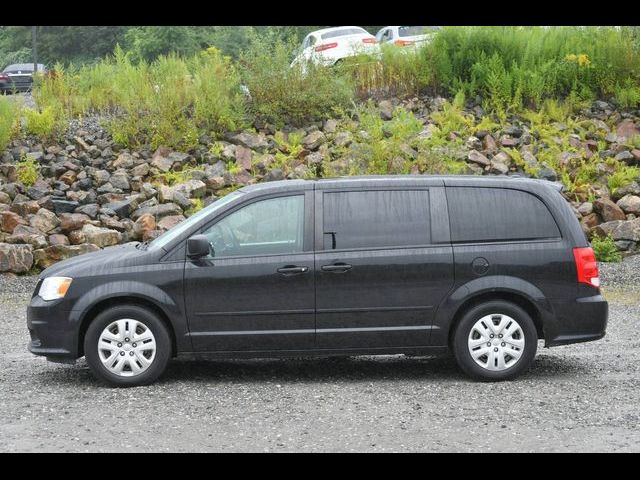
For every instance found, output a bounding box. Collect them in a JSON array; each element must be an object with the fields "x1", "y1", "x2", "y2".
[
  {"x1": 314, "y1": 187, "x2": 454, "y2": 350},
  {"x1": 184, "y1": 191, "x2": 315, "y2": 352}
]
